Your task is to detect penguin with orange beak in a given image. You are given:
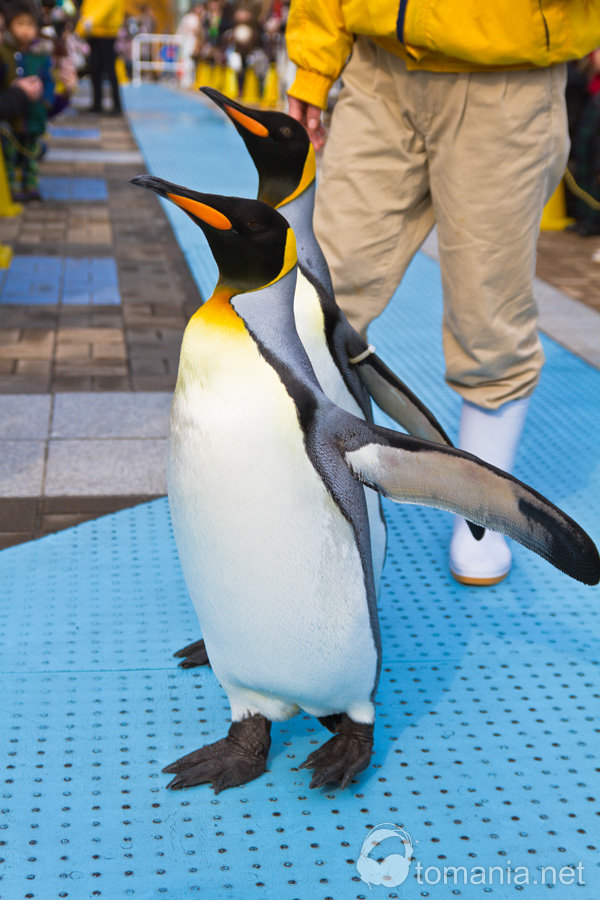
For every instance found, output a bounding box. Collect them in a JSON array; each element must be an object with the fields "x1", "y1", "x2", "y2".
[
  {"x1": 172, "y1": 89, "x2": 467, "y2": 669},
  {"x1": 131, "y1": 175, "x2": 600, "y2": 793}
]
